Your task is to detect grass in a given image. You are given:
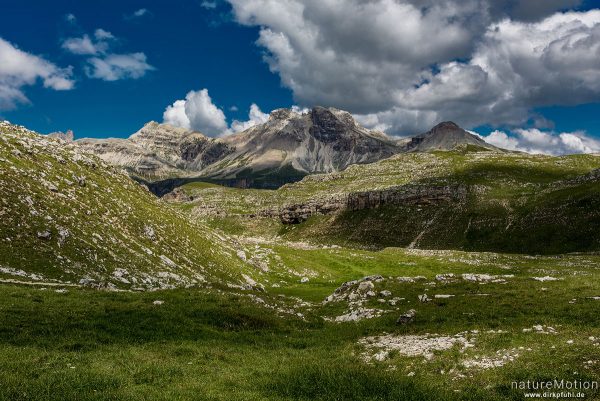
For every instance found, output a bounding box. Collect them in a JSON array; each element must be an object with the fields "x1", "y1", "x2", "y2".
[
  {"x1": 1, "y1": 244, "x2": 600, "y2": 400},
  {"x1": 3, "y1": 122, "x2": 600, "y2": 400}
]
